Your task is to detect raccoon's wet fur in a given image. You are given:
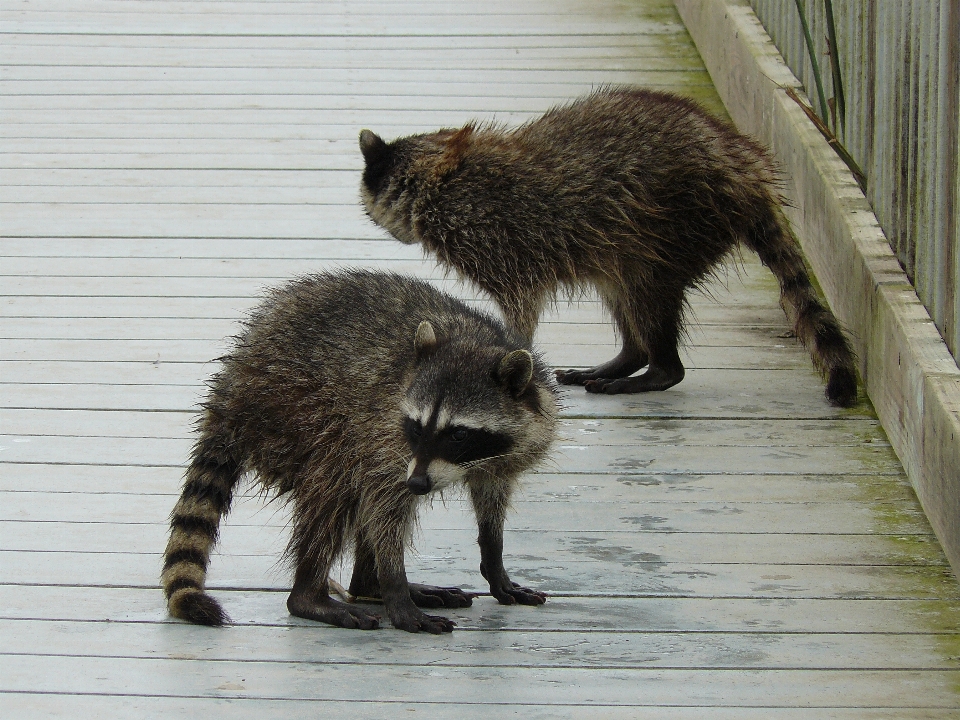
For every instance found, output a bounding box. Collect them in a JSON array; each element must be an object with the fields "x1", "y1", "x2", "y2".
[
  {"x1": 359, "y1": 86, "x2": 858, "y2": 407},
  {"x1": 161, "y1": 270, "x2": 558, "y2": 633}
]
